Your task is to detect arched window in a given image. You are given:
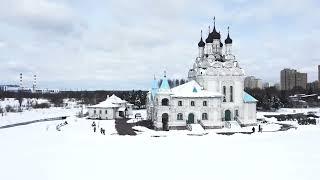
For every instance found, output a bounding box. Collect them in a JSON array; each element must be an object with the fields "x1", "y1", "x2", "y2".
[
  {"x1": 177, "y1": 113, "x2": 183, "y2": 120},
  {"x1": 105, "y1": 110, "x2": 108, "y2": 114},
  {"x1": 93, "y1": 109, "x2": 96, "y2": 114},
  {"x1": 99, "y1": 110, "x2": 102, "y2": 114},
  {"x1": 191, "y1": 101, "x2": 195, "y2": 106},
  {"x1": 230, "y1": 86, "x2": 233, "y2": 102},
  {"x1": 202, "y1": 113, "x2": 208, "y2": 120},
  {"x1": 203, "y1": 101, "x2": 207, "y2": 106},
  {"x1": 161, "y1": 98, "x2": 169, "y2": 106}
]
